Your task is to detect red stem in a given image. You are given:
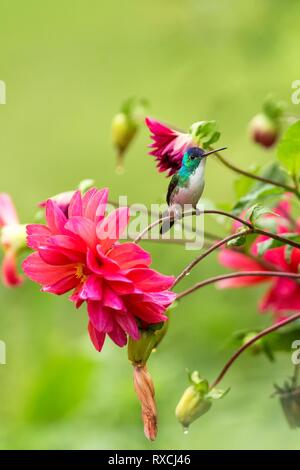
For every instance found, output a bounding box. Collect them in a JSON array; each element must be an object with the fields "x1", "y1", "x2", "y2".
[
  {"x1": 211, "y1": 312, "x2": 300, "y2": 389},
  {"x1": 176, "y1": 271, "x2": 300, "y2": 300}
]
